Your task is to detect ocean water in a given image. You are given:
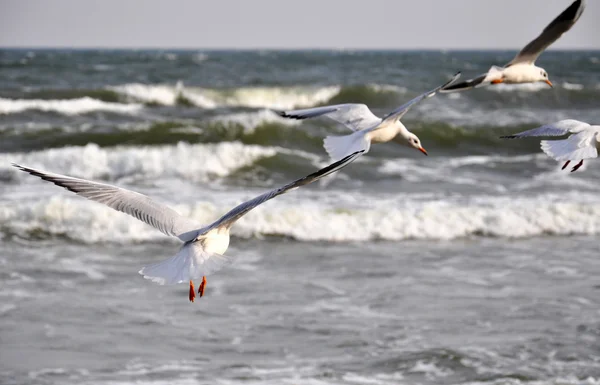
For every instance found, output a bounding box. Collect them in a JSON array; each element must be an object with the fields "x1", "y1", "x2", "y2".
[{"x1": 1, "y1": 49, "x2": 600, "y2": 385}]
